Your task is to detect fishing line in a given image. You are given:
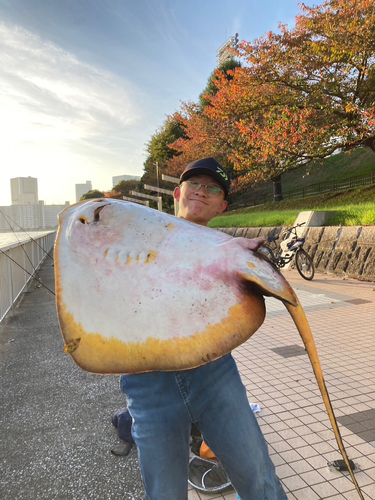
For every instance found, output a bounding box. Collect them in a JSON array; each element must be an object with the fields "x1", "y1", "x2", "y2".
[
  {"x1": 1, "y1": 212, "x2": 43, "y2": 281},
  {"x1": 0, "y1": 248, "x2": 55, "y2": 296},
  {"x1": 0, "y1": 210, "x2": 56, "y2": 298},
  {"x1": 0, "y1": 209, "x2": 54, "y2": 261}
]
